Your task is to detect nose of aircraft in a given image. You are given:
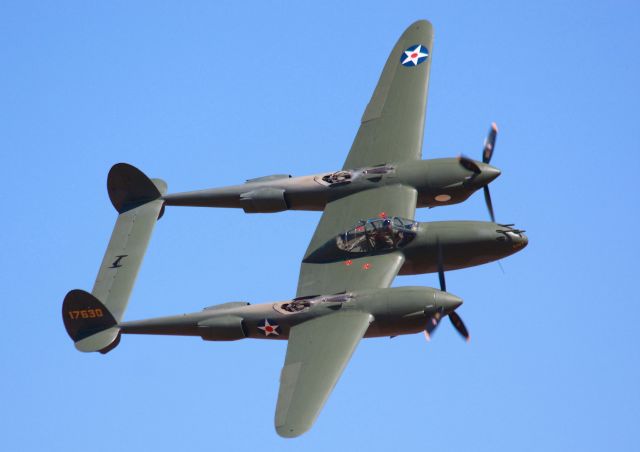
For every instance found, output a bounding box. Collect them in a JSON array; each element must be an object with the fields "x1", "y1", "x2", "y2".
[
  {"x1": 516, "y1": 231, "x2": 528, "y2": 249},
  {"x1": 497, "y1": 228, "x2": 528, "y2": 251},
  {"x1": 435, "y1": 291, "x2": 463, "y2": 314}
]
